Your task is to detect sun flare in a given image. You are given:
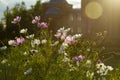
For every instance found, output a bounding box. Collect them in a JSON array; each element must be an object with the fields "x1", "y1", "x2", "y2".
[{"x1": 85, "y1": 1, "x2": 103, "y2": 19}]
